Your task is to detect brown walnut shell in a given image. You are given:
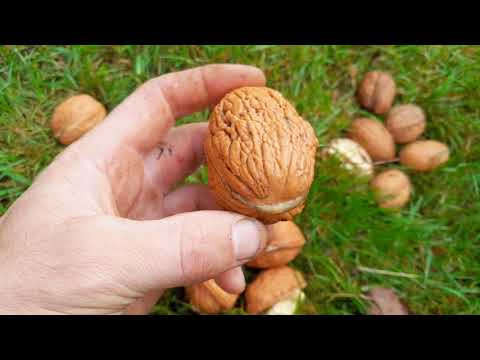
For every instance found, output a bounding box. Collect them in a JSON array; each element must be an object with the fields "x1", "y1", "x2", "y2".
[
  {"x1": 400, "y1": 140, "x2": 450, "y2": 172},
  {"x1": 357, "y1": 71, "x2": 396, "y2": 115},
  {"x1": 386, "y1": 104, "x2": 427, "y2": 144},
  {"x1": 185, "y1": 279, "x2": 238, "y2": 315},
  {"x1": 245, "y1": 266, "x2": 307, "y2": 315},
  {"x1": 371, "y1": 169, "x2": 412, "y2": 209},
  {"x1": 348, "y1": 118, "x2": 396, "y2": 161},
  {"x1": 204, "y1": 87, "x2": 319, "y2": 224},
  {"x1": 246, "y1": 221, "x2": 306, "y2": 269},
  {"x1": 50, "y1": 94, "x2": 107, "y2": 145}
]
